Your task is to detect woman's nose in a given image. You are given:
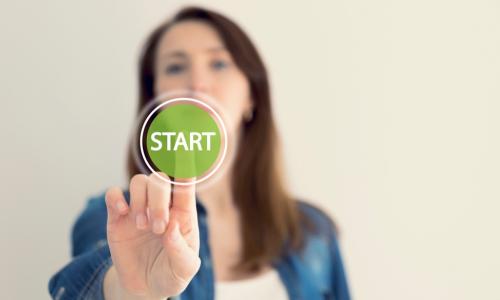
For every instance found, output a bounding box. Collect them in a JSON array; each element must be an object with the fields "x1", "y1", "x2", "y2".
[{"x1": 188, "y1": 69, "x2": 211, "y2": 94}]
